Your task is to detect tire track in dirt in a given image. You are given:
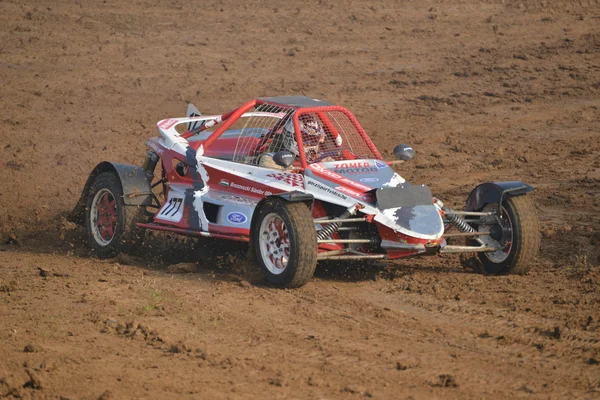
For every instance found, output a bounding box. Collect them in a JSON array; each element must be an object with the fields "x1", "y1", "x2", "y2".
[
  {"x1": 2, "y1": 248, "x2": 599, "y2": 398},
  {"x1": 290, "y1": 281, "x2": 599, "y2": 396}
]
